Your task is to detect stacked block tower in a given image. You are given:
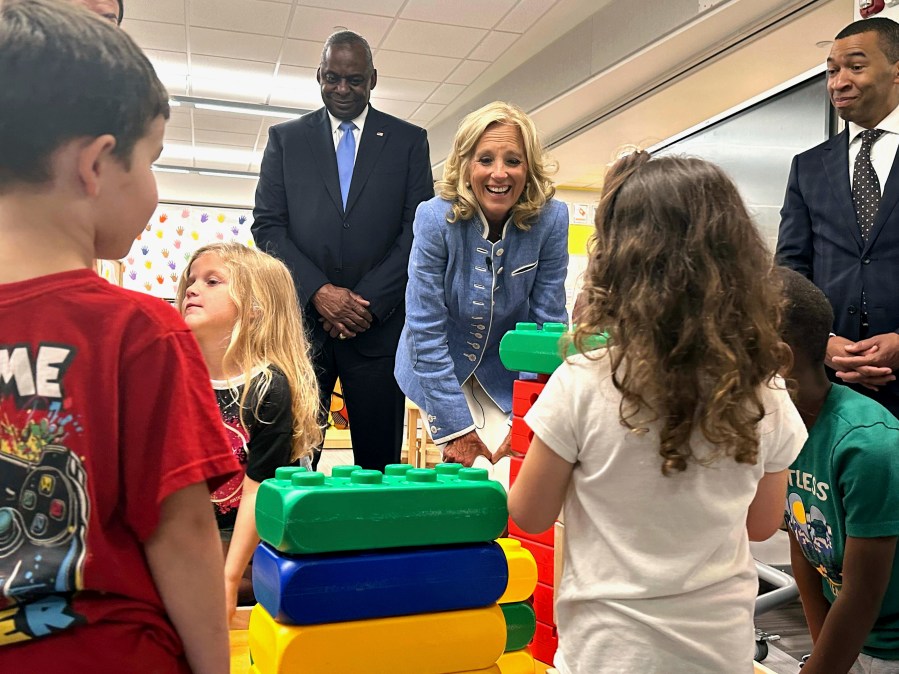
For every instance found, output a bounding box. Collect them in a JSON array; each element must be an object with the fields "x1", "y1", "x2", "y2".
[
  {"x1": 247, "y1": 462, "x2": 540, "y2": 673},
  {"x1": 499, "y1": 322, "x2": 606, "y2": 665}
]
